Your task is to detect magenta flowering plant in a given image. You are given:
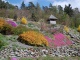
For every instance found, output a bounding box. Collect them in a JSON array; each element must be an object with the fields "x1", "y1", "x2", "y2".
[
  {"x1": 53, "y1": 33, "x2": 72, "y2": 47},
  {"x1": 10, "y1": 57, "x2": 18, "y2": 60},
  {"x1": 45, "y1": 33, "x2": 72, "y2": 47},
  {"x1": 45, "y1": 36, "x2": 54, "y2": 47},
  {"x1": 6, "y1": 20, "x2": 18, "y2": 27}
]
